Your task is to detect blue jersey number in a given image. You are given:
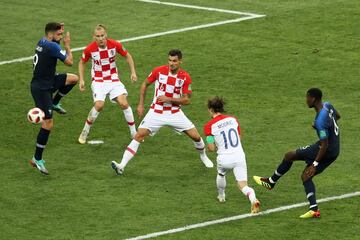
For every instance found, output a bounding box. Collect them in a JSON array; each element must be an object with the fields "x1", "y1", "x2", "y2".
[
  {"x1": 33, "y1": 53, "x2": 38, "y2": 70},
  {"x1": 220, "y1": 128, "x2": 239, "y2": 149},
  {"x1": 329, "y1": 109, "x2": 339, "y2": 136}
]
